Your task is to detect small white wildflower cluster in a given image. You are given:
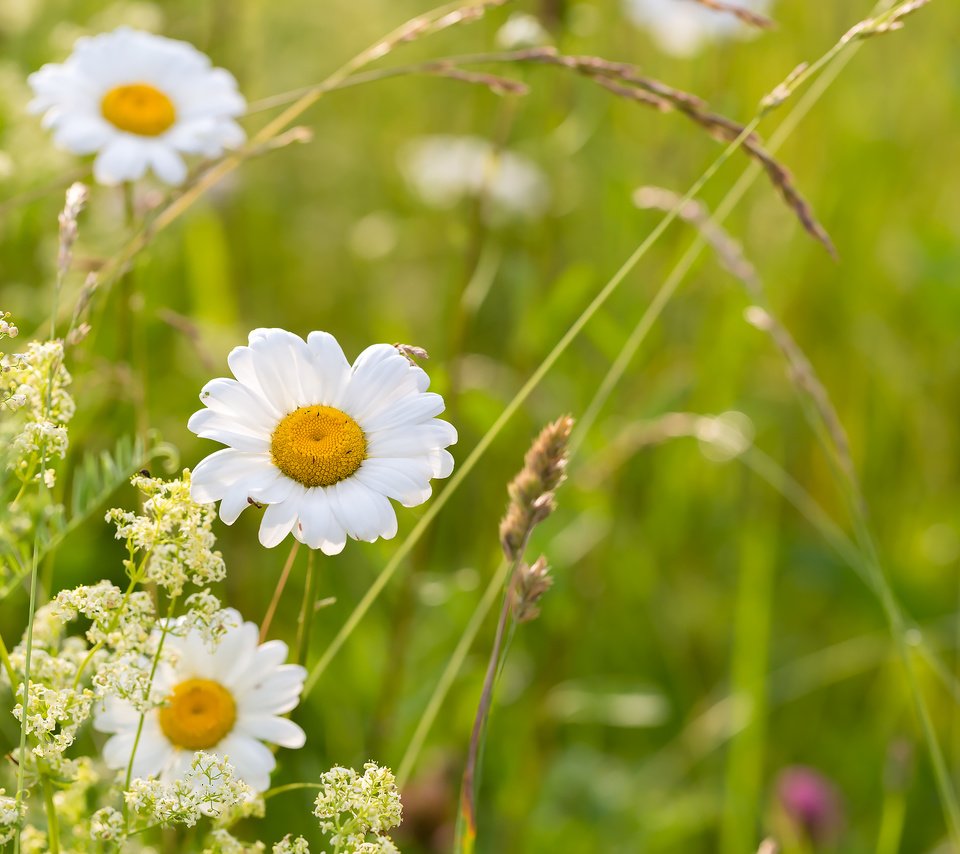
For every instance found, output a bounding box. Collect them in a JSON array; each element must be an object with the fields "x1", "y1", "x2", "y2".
[
  {"x1": 273, "y1": 835, "x2": 310, "y2": 854},
  {"x1": 1, "y1": 339, "x2": 74, "y2": 460},
  {"x1": 0, "y1": 310, "x2": 18, "y2": 341},
  {"x1": 106, "y1": 469, "x2": 226, "y2": 599},
  {"x1": 5, "y1": 603, "x2": 94, "y2": 774},
  {"x1": 53, "y1": 581, "x2": 161, "y2": 712},
  {"x1": 0, "y1": 309, "x2": 21, "y2": 412},
  {"x1": 126, "y1": 753, "x2": 254, "y2": 829},
  {"x1": 313, "y1": 763, "x2": 403, "y2": 854},
  {"x1": 204, "y1": 828, "x2": 267, "y2": 853},
  {"x1": 89, "y1": 806, "x2": 125, "y2": 842},
  {"x1": 0, "y1": 787, "x2": 25, "y2": 846}
]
